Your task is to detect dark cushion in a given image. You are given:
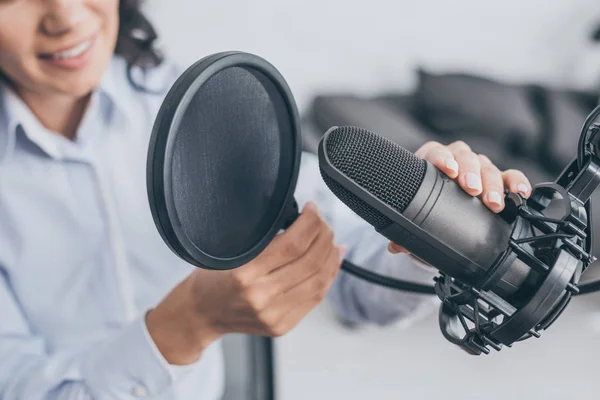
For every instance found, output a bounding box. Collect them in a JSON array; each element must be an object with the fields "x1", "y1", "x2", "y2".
[
  {"x1": 538, "y1": 89, "x2": 596, "y2": 174},
  {"x1": 445, "y1": 135, "x2": 553, "y2": 186},
  {"x1": 310, "y1": 95, "x2": 438, "y2": 153},
  {"x1": 414, "y1": 69, "x2": 542, "y2": 156}
]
